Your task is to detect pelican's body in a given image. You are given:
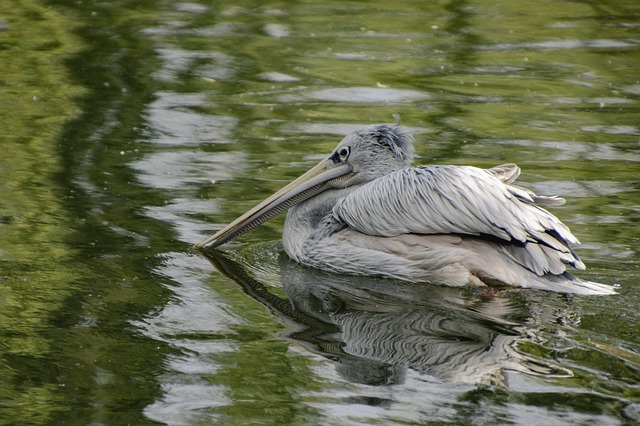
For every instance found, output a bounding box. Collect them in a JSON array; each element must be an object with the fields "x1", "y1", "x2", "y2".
[{"x1": 195, "y1": 124, "x2": 616, "y2": 295}]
